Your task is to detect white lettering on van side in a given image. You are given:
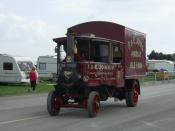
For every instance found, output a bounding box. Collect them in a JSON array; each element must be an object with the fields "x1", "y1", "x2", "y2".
[
  {"x1": 131, "y1": 51, "x2": 142, "y2": 57},
  {"x1": 129, "y1": 62, "x2": 143, "y2": 69},
  {"x1": 128, "y1": 38, "x2": 144, "y2": 51}
]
